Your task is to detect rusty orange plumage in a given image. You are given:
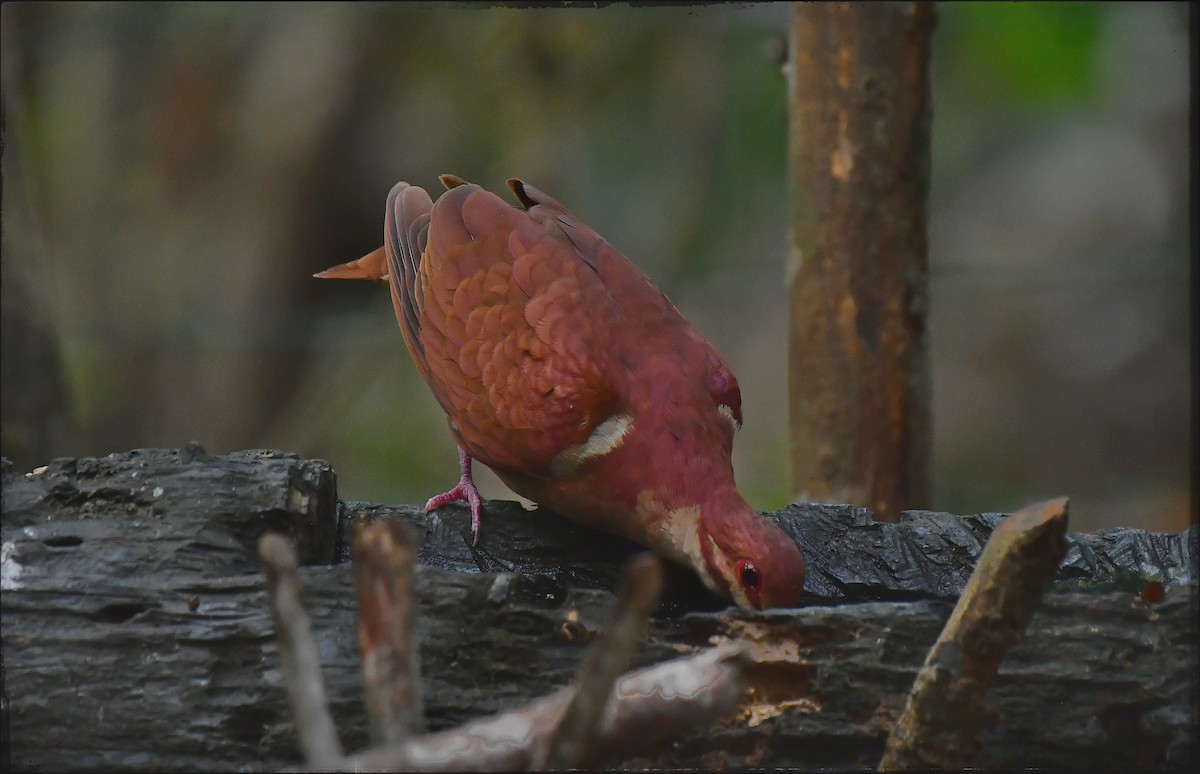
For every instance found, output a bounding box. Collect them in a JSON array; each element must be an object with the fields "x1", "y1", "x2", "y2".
[{"x1": 316, "y1": 175, "x2": 805, "y2": 609}]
